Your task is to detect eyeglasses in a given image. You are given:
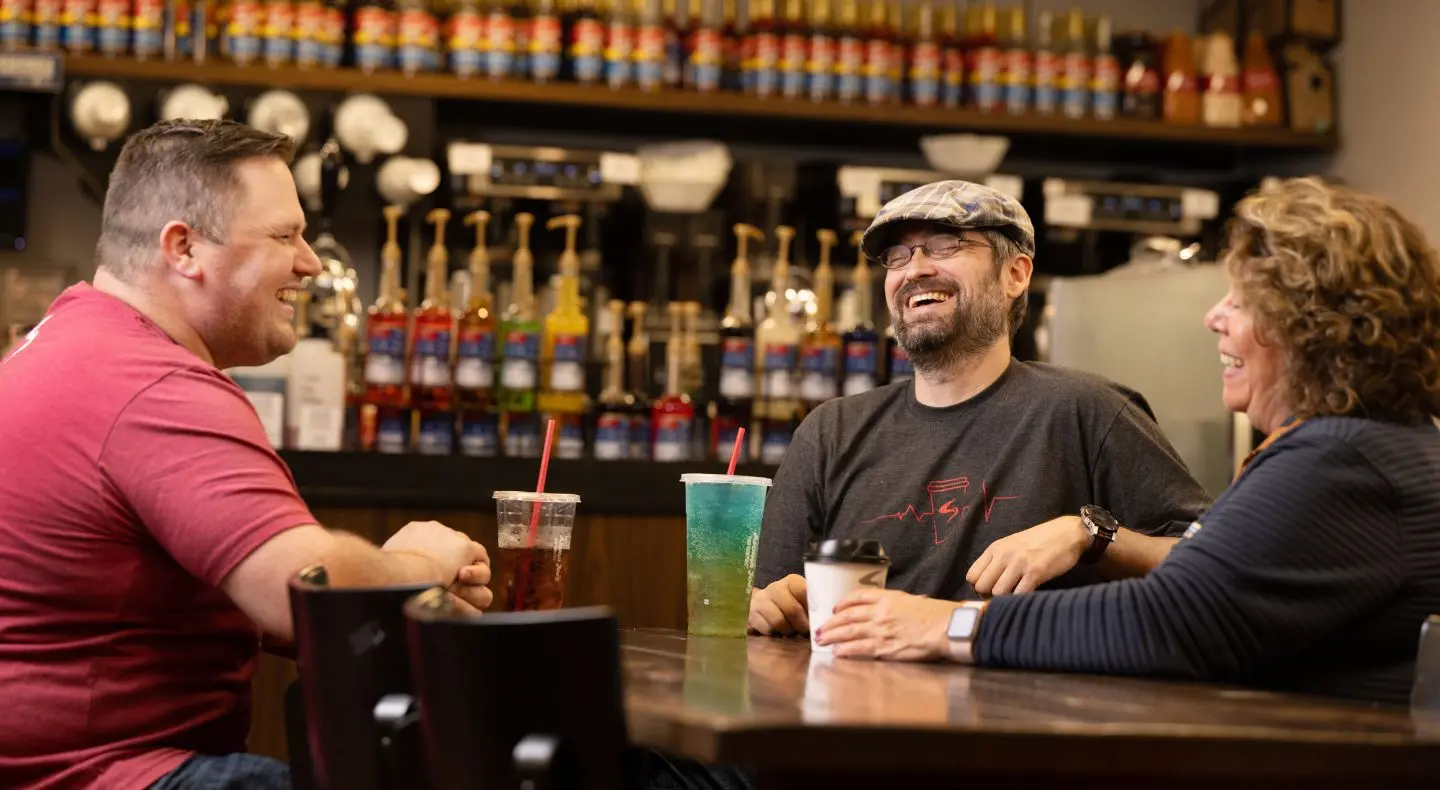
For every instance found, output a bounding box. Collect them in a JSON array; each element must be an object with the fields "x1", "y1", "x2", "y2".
[{"x1": 876, "y1": 234, "x2": 992, "y2": 269}]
